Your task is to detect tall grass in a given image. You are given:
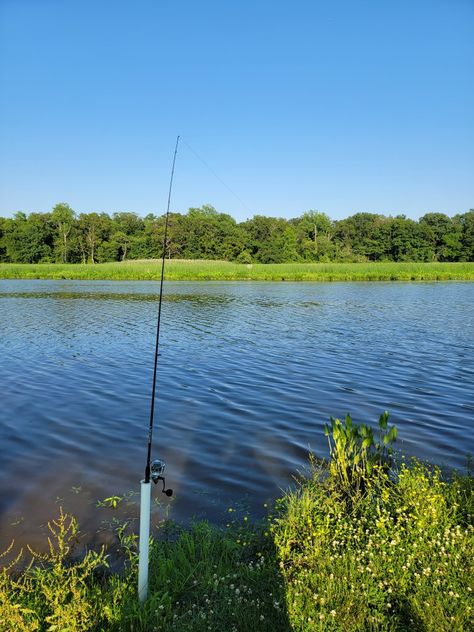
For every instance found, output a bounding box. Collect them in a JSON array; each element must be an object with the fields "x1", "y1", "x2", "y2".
[
  {"x1": 1, "y1": 417, "x2": 472, "y2": 631},
  {"x1": 1, "y1": 260, "x2": 474, "y2": 281}
]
